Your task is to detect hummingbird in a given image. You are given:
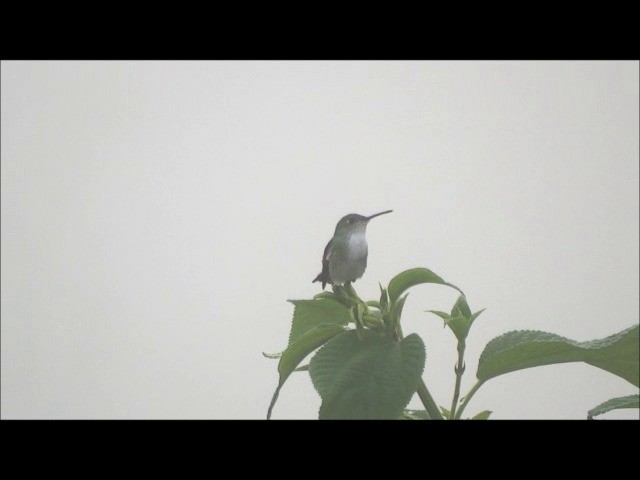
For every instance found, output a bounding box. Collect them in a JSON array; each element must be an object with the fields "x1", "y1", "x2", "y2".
[{"x1": 313, "y1": 210, "x2": 393, "y2": 289}]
